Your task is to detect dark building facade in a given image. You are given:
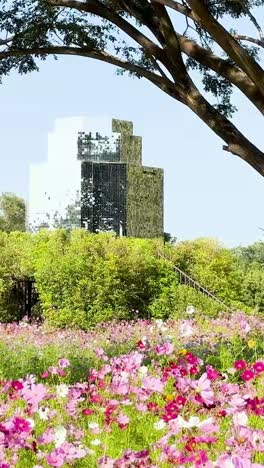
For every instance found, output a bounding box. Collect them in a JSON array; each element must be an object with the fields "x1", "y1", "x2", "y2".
[{"x1": 78, "y1": 119, "x2": 163, "y2": 238}]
